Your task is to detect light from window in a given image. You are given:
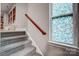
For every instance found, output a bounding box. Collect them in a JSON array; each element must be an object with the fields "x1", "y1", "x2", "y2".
[{"x1": 52, "y1": 3, "x2": 74, "y2": 44}]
